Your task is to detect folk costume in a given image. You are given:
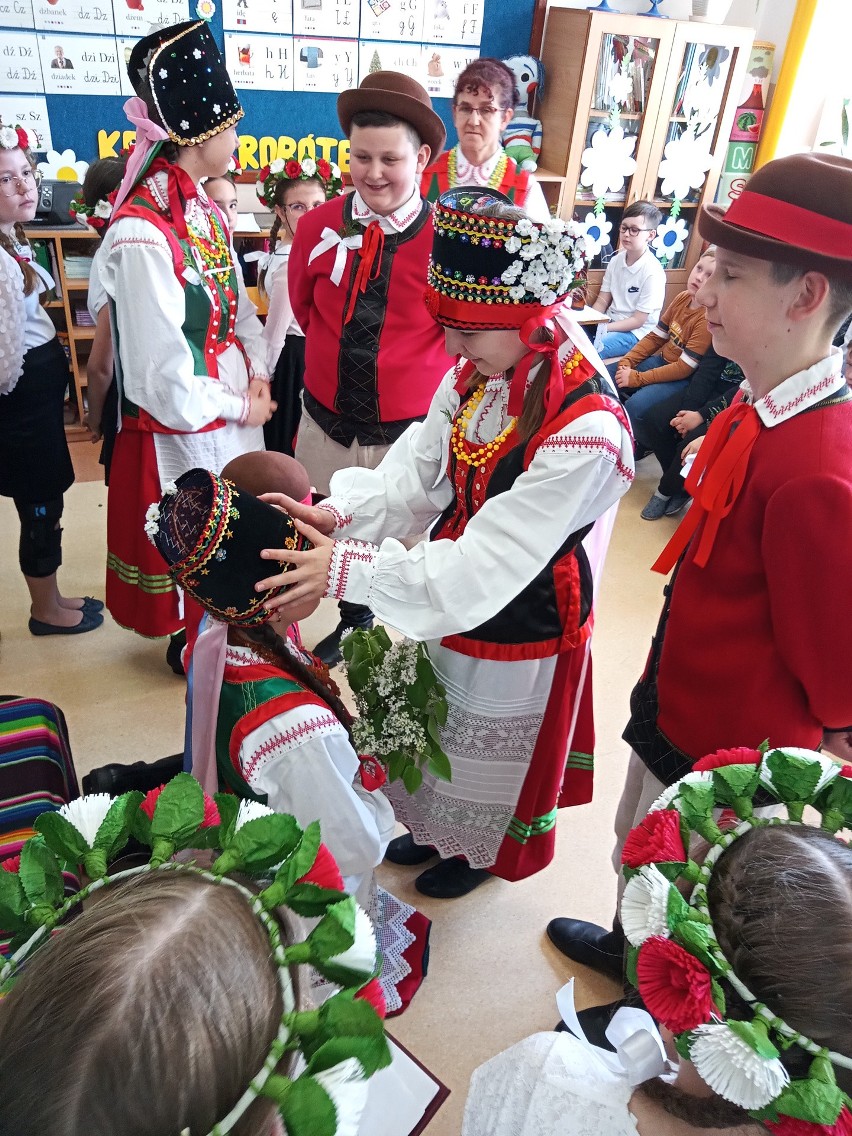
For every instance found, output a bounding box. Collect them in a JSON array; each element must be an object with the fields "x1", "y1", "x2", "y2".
[
  {"x1": 421, "y1": 144, "x2": 551, "y2": 223},
  {"x1": 317, "y1": 189, "x2": 634, "y2": 887},
  {"x1": 153, "y1": 469, "x2": 431, "y2": 1015},
  {"x1": 101, "y1": 21, "x2": 268, "y2": 639}
]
